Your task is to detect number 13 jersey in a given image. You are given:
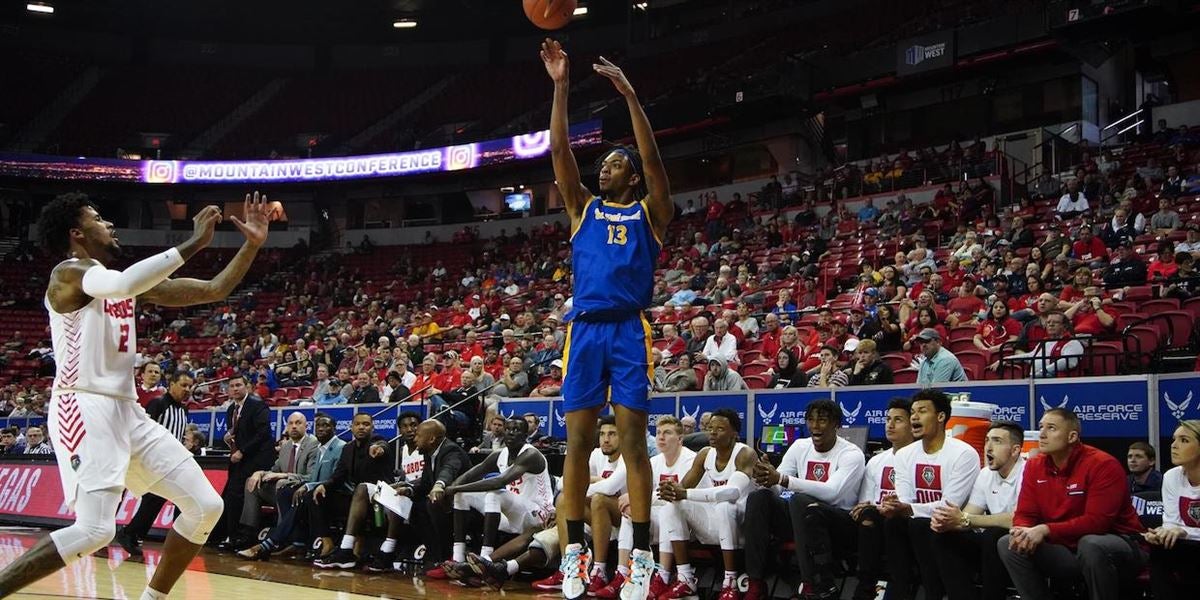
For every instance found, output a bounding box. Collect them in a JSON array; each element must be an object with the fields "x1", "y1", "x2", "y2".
[{"x1": 566, "y1": 198, "x2": 661, "y2": 322}]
